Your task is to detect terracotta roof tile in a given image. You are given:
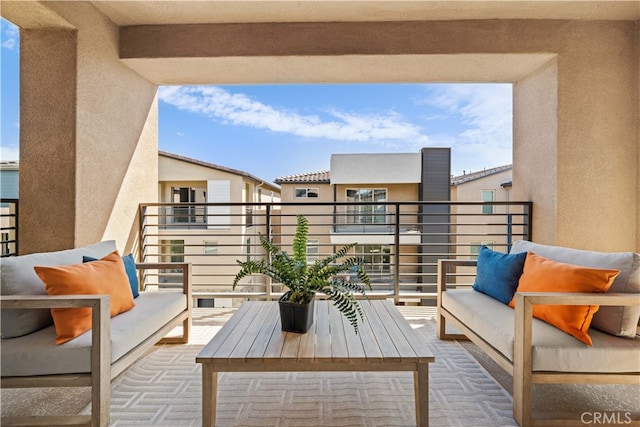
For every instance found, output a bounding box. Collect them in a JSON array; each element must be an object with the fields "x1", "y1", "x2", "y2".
[{"x1": 274, "y1": 170, "x2": 331, "y2": 184}]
